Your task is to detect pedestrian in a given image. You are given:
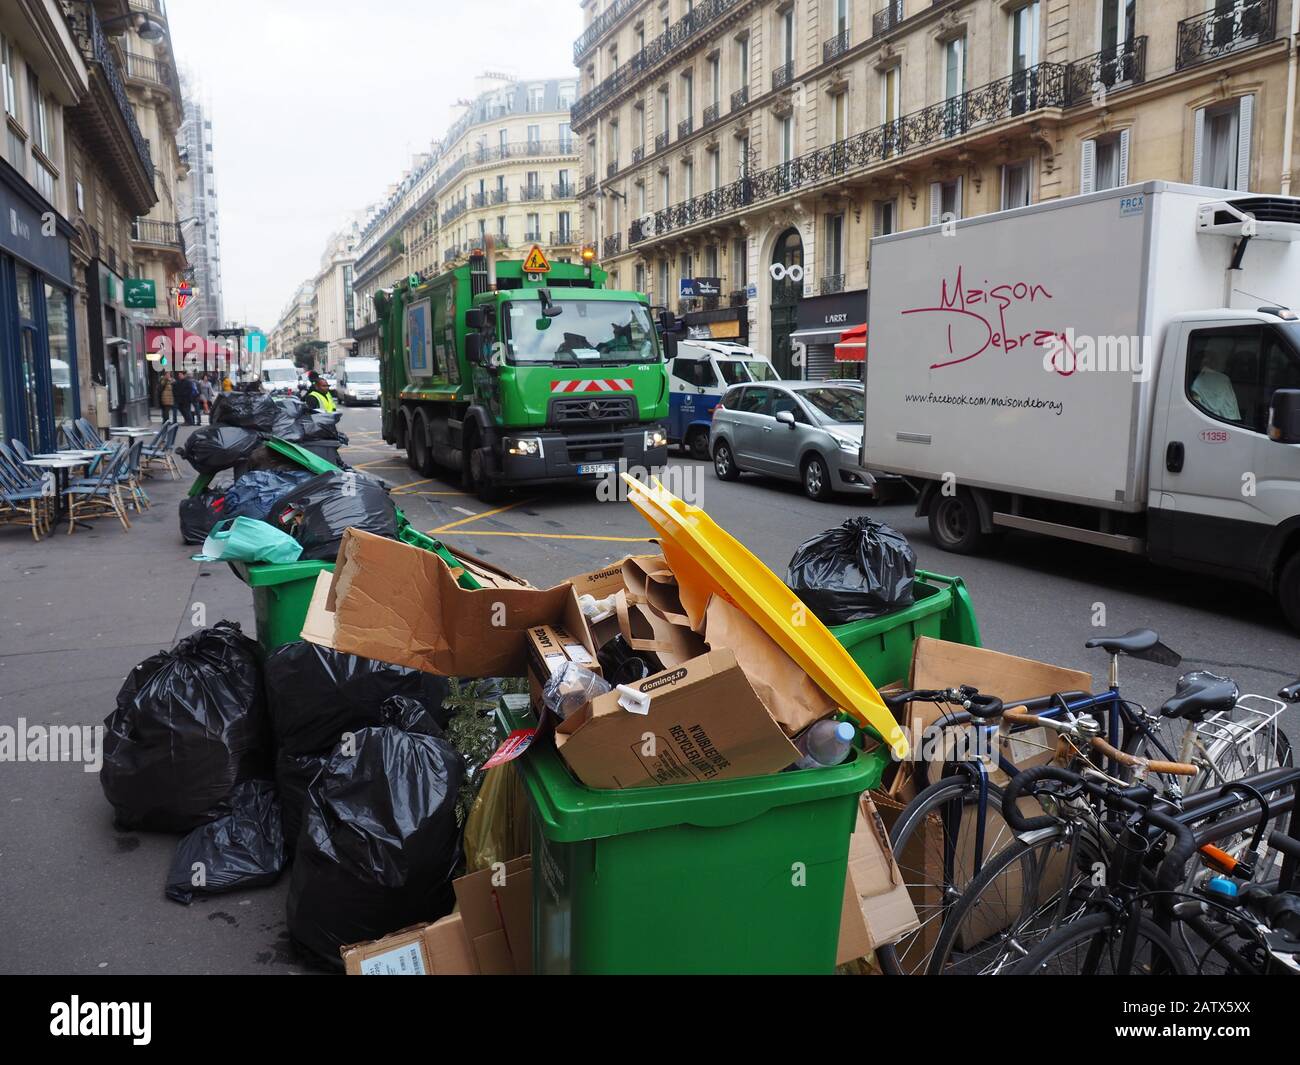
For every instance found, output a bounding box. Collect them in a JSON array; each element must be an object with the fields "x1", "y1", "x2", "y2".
[
  {"x1": 173, "y1": 371, "x2": 195, "y2": 425},
  {"x1": 199, "y1": 374, "x2": 216, "y2": 418},
  {"x1": 160, "y1": 372, "x2": 176, "y2": 424},
  {"x1": 221, "y1": 373, "x2": 233, "y2": 392},
  {"x1": 304, "y1": 372, "x2": 337, "y2": 413}
]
